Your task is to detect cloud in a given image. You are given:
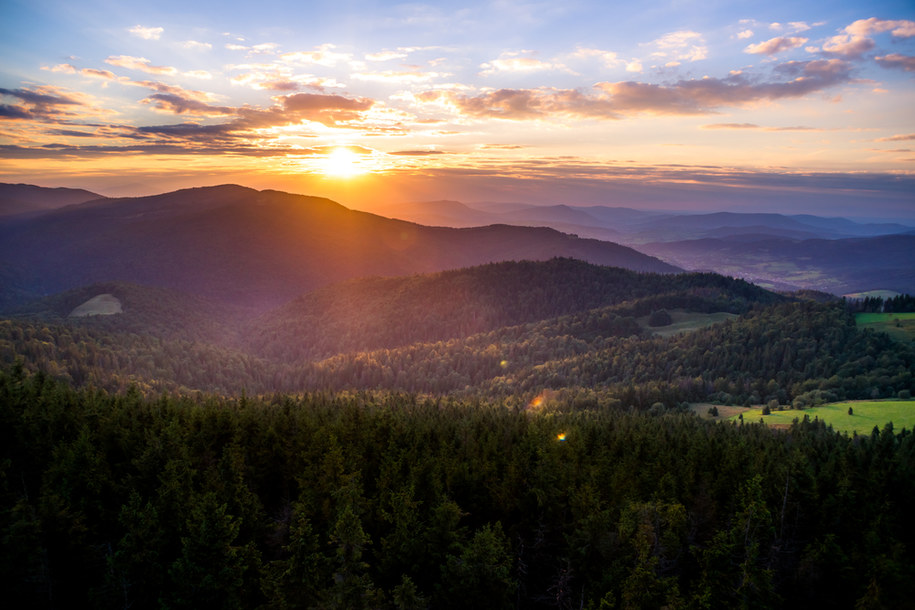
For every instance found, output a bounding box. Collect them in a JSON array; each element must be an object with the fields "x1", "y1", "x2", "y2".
[
  {"x1": 598, "y1": 59, "x2": 853, "y2": 115},
  {"x1": 844, "y1": 18, "x2": 915, "y2": 38},
  {"x1": 183, "y1": 70, "x2": 213, "y2": 80},
  {"x1": 875, "y1": 133, "x2": 915, "y2": 142},
  {"x1": 281, "y1": 44, "x2": 353, "y2": 67},
  {"x1": 366, "y1": 50, "x2": 408, "y2": 62},
  {"x1": 420, "y1": 58, "x2": 854, "y2": 121},
  {"x1": 745, "y1": 36, "x2": 808, "y2": 56},
  {"x1": 625, "y1": 60, "x2": 643, "y2": 73},
  {"x1": 140, "y1": 93, "x2": 235, "y2": 116},
  {"x1": 571, "y1": 47, "x2": 621, "y2": 68},
  {"x1": 650, "y1": 30, "x2": 707, "y2": 62},
  {"x1": 227, "y1": 62, "x2": 344, "y2": 91},
  {"x1": 129, "y1": 25, "x2": 163, "y2": 40},
  {"x1": 106, "y1": 55, "x2": 178, "y2": 76},
  {"x1": 279, "y1": 92, "x2": 374, "y2": 126},
  {"x1": 702, "y1": 122, "x2": 760, "y2": 129},
  {"x1": 736, "y1": 30, "x2": 754, "y2": 40},
  {"x1": 183, "y1": 40, "x2": 212, "y2": 51},
  {"x1": 820, "y1": 34, "x2": 875, "y2": 58},
  {"x1": 44, "y1": 64, "x2": 118, "y2": 80},
  {"x1": 875, "y1": 53, "x2": 915, "y2": 72},
  {"x1": 0, "y1": 104, "x2": 34, "y2": 120},
  {"x1": 0, "y1": 86, "x2": 82, "y2": 120},
  {"x1": 702, "y1": 123, "x2": 824, "y2": 131},
  {"x1": 787, "y1": 22, "x2": 812, "y2": 33},
  {"x1": 353, "y1": 69, "x2": 449, "y2": 84},
  {"x1": 817, "y1": 18, "x2": 915, "y2": 59},
  {"x1": 480, "y1": 51, "x2": 569, "y2": 75},
  {"x1": 388, "y1": 149, "x2": 446, "y2": 156},
  {"x1": 420, "y1": 88, "x2": 619, "y2": 120}
]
